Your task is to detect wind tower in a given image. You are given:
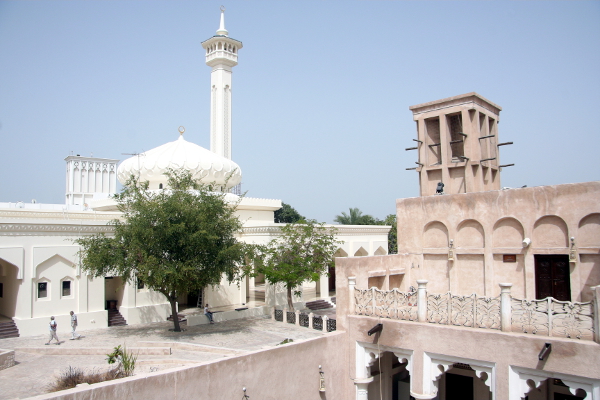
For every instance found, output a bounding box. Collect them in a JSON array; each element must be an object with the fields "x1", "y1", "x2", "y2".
[
  {"x1": 201, "y1": 7, "x2": 243, "y2": 160},
  {"x1": 406, "y1": 93, "x2": 513, "y2": 196}
]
